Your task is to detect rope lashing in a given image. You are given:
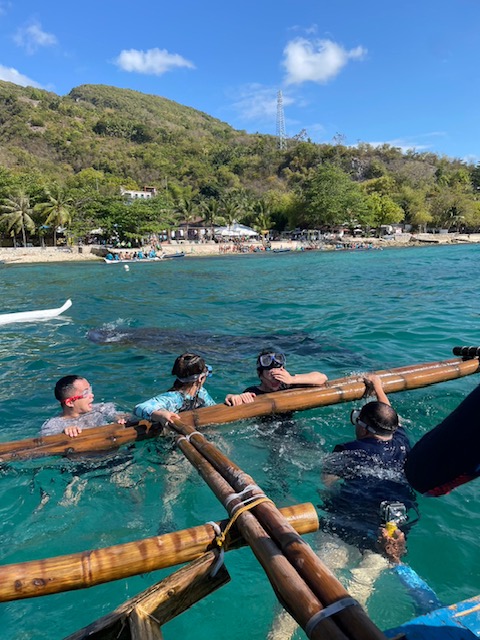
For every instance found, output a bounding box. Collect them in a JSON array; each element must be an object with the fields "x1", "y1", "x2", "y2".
[
  {"x1": 209, "y1": 496, "x2": 273, "y2": 553},
  {"x1": 206, "y1": 521, "x2": 225, "y2": 577},
  {"x1": 176, "y1": 431, "x2": 202, "y2": 444},
  {"x1": 305, "y1": 597, "x2": 359, "y2": 637},
  {"x1": 224, "y1": 484, "x2": 266, "y2": 508}
]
